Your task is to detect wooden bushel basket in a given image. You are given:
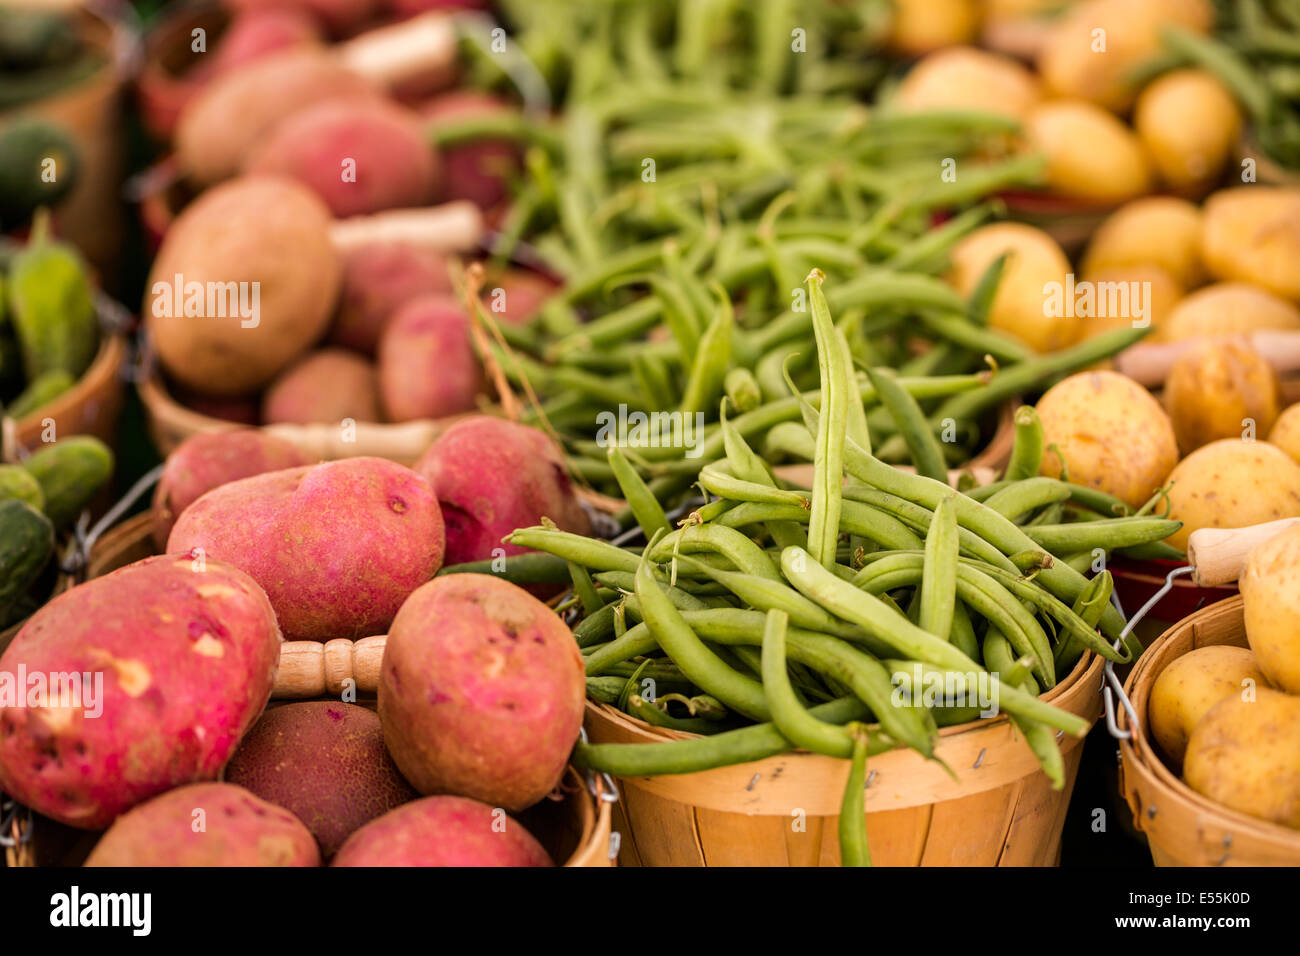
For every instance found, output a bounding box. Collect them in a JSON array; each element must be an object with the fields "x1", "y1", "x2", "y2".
[
  {"x1": 1116, "y1": 595, "x2": 1300, "y2": 867},
  {"x1": 585, "y1": 650, "x2": 1103, "y2": 866},
  {"x1": 4, "y1": 513, "x2": 615, "y2": 867}
]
